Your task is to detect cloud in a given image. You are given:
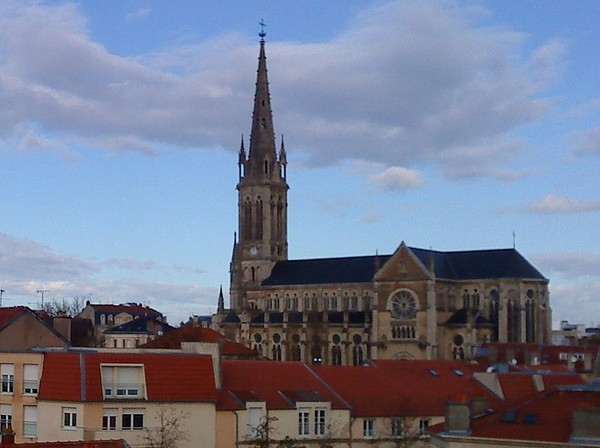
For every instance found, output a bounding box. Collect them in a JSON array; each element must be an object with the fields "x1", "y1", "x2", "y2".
[
  {"x1": 368, "y1": 166, "x2": 423, "y2": 191},
  {"x1": 531, "y1": 252, "x2": 600, "y2": 279},
  {"x1": 173, "y1": 263, "x2": 206, "y2": 275},
  {"x1": 575, "y1": 127, "x2": 600, "y2": 155},
  {"x1": 550, "y1": 280, "x2": 600, "y2": 328},
  {"x1": 522, "y1": 194, "x2": 600, "y2": 214},
  {"x1": 125, "y1": 7, "x2": 152, "y2": 21},
  {"x1": 0, "y1": 1, "x2": 562, "y2": 180},
  {"x1": 0, "y1": 232, "x2": 213, "y2": 324},
  {"x1": 102, "y1": 258, "x2": 156, "y2": 271}
]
